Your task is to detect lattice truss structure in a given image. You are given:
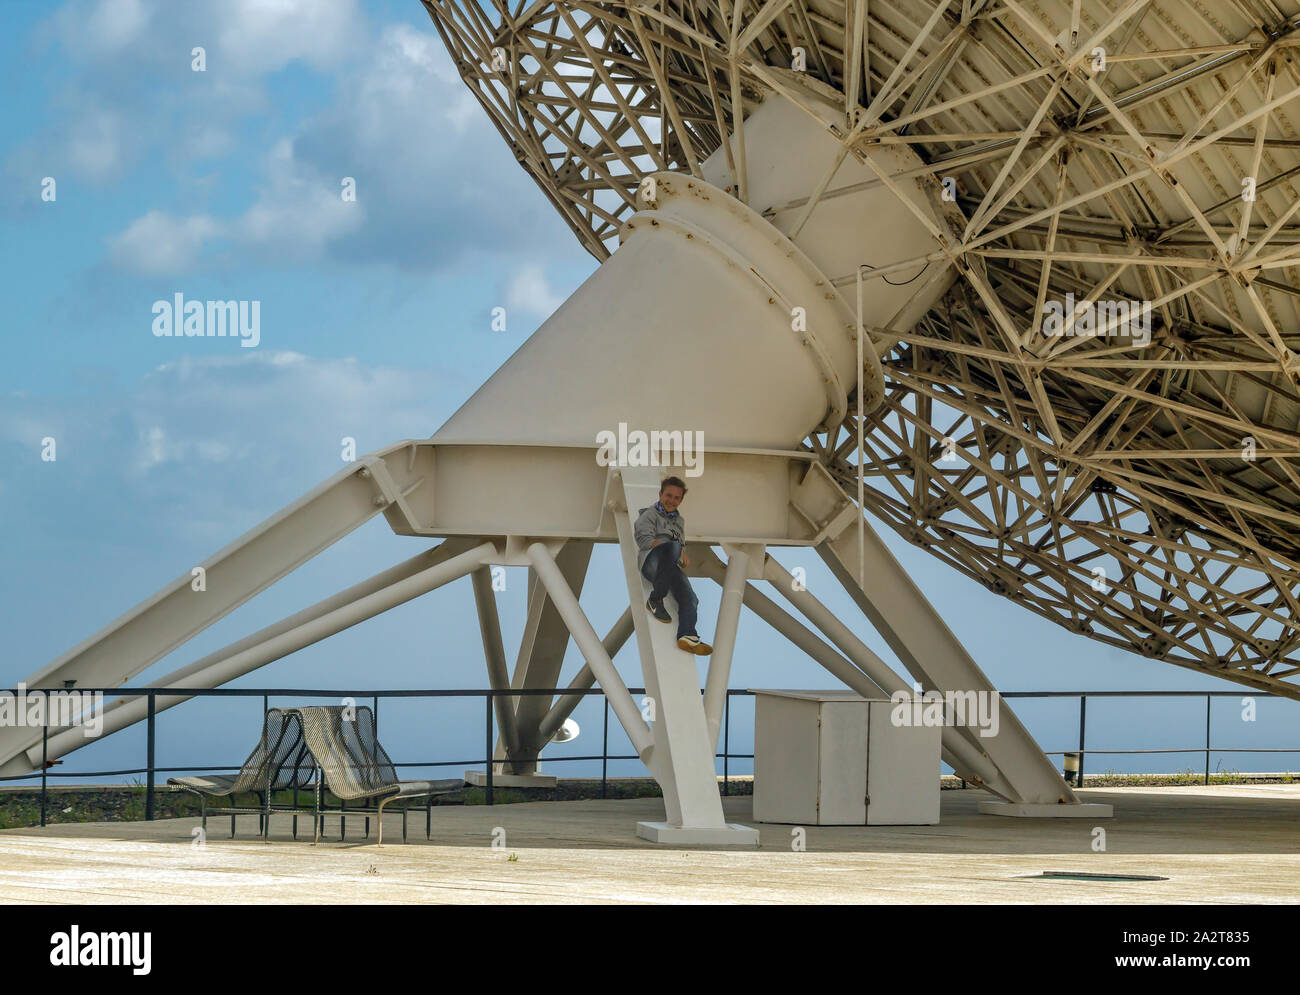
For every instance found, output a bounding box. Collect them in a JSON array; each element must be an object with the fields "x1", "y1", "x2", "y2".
[{"x1": 423, "y1": 0, "x2": 1300, "y2": 696}]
